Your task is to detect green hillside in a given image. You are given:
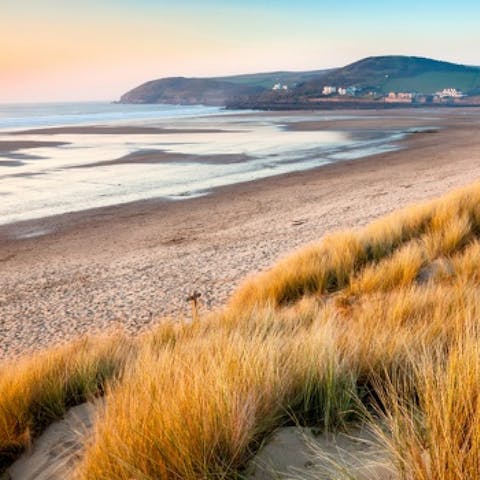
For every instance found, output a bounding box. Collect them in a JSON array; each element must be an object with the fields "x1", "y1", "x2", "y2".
[
  {"x1": 297, "y1": 56, "x2": 480, "y2": 95},
  {"x1": 119, "y1": 69, "x2": 332, "y2": 104},
  {"x1": 381, "y1": 70, "x2": 480, "y2": 94},
  {"x1": 213, "y1": 69, "x2": 334, "y2": 89}
]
